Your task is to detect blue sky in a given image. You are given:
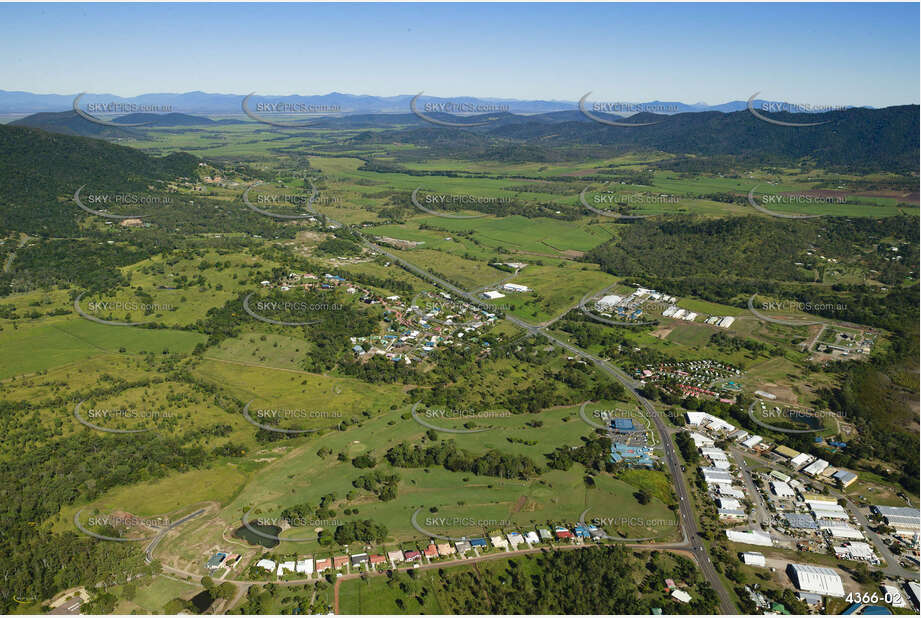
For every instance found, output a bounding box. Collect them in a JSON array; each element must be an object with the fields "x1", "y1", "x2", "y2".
[{"x1": 1, "y1": 2, "x2": 917, "y2": 106}]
